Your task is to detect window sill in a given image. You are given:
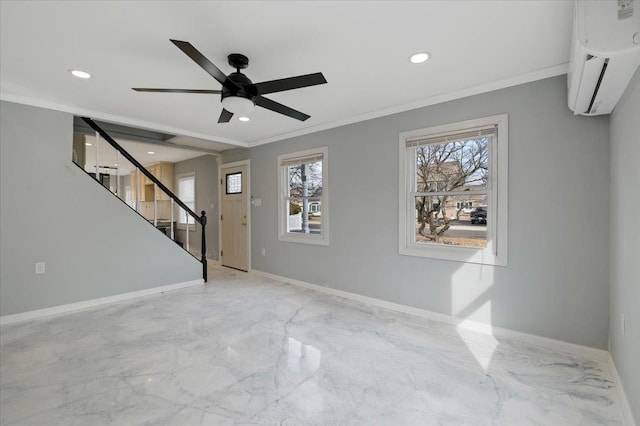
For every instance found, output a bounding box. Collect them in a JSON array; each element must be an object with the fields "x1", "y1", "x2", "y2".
[
  {"x1": 399, "y1": 244, "x2": 506, "y2": 266},
  {"x1": 279, "y1": 233, "x2": 328, "y2": 246}
]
